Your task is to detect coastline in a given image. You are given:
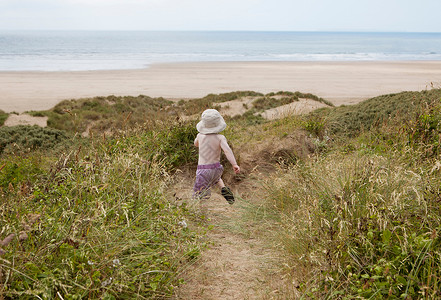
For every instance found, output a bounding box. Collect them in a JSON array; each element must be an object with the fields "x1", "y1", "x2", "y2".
[{"x1": 1, "y1": 61, "x2": 441, "y2": 113}]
